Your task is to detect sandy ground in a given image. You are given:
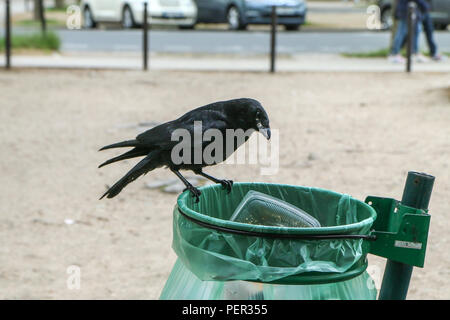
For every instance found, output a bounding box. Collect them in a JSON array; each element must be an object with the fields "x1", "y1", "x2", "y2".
[{"x1": 0, "y1": 69, "x2": 449, "y2": 299}]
